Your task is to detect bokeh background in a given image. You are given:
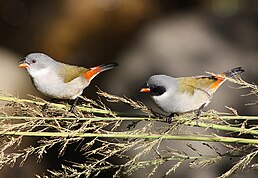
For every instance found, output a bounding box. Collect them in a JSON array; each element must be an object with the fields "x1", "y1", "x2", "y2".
[{"x1": 0, "y1": 0, "x2": 257, "y2": 177}]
